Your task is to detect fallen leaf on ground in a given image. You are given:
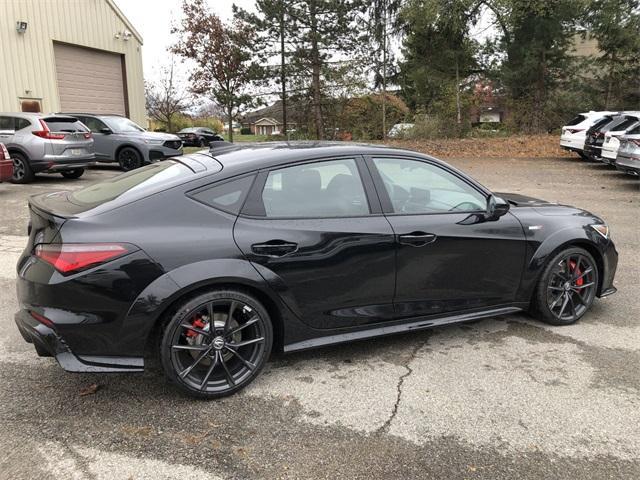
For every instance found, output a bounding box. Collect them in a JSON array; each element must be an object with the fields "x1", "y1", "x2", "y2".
[{"x1": 79, "y1": 383, "x2": 99, "y2": 396}]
